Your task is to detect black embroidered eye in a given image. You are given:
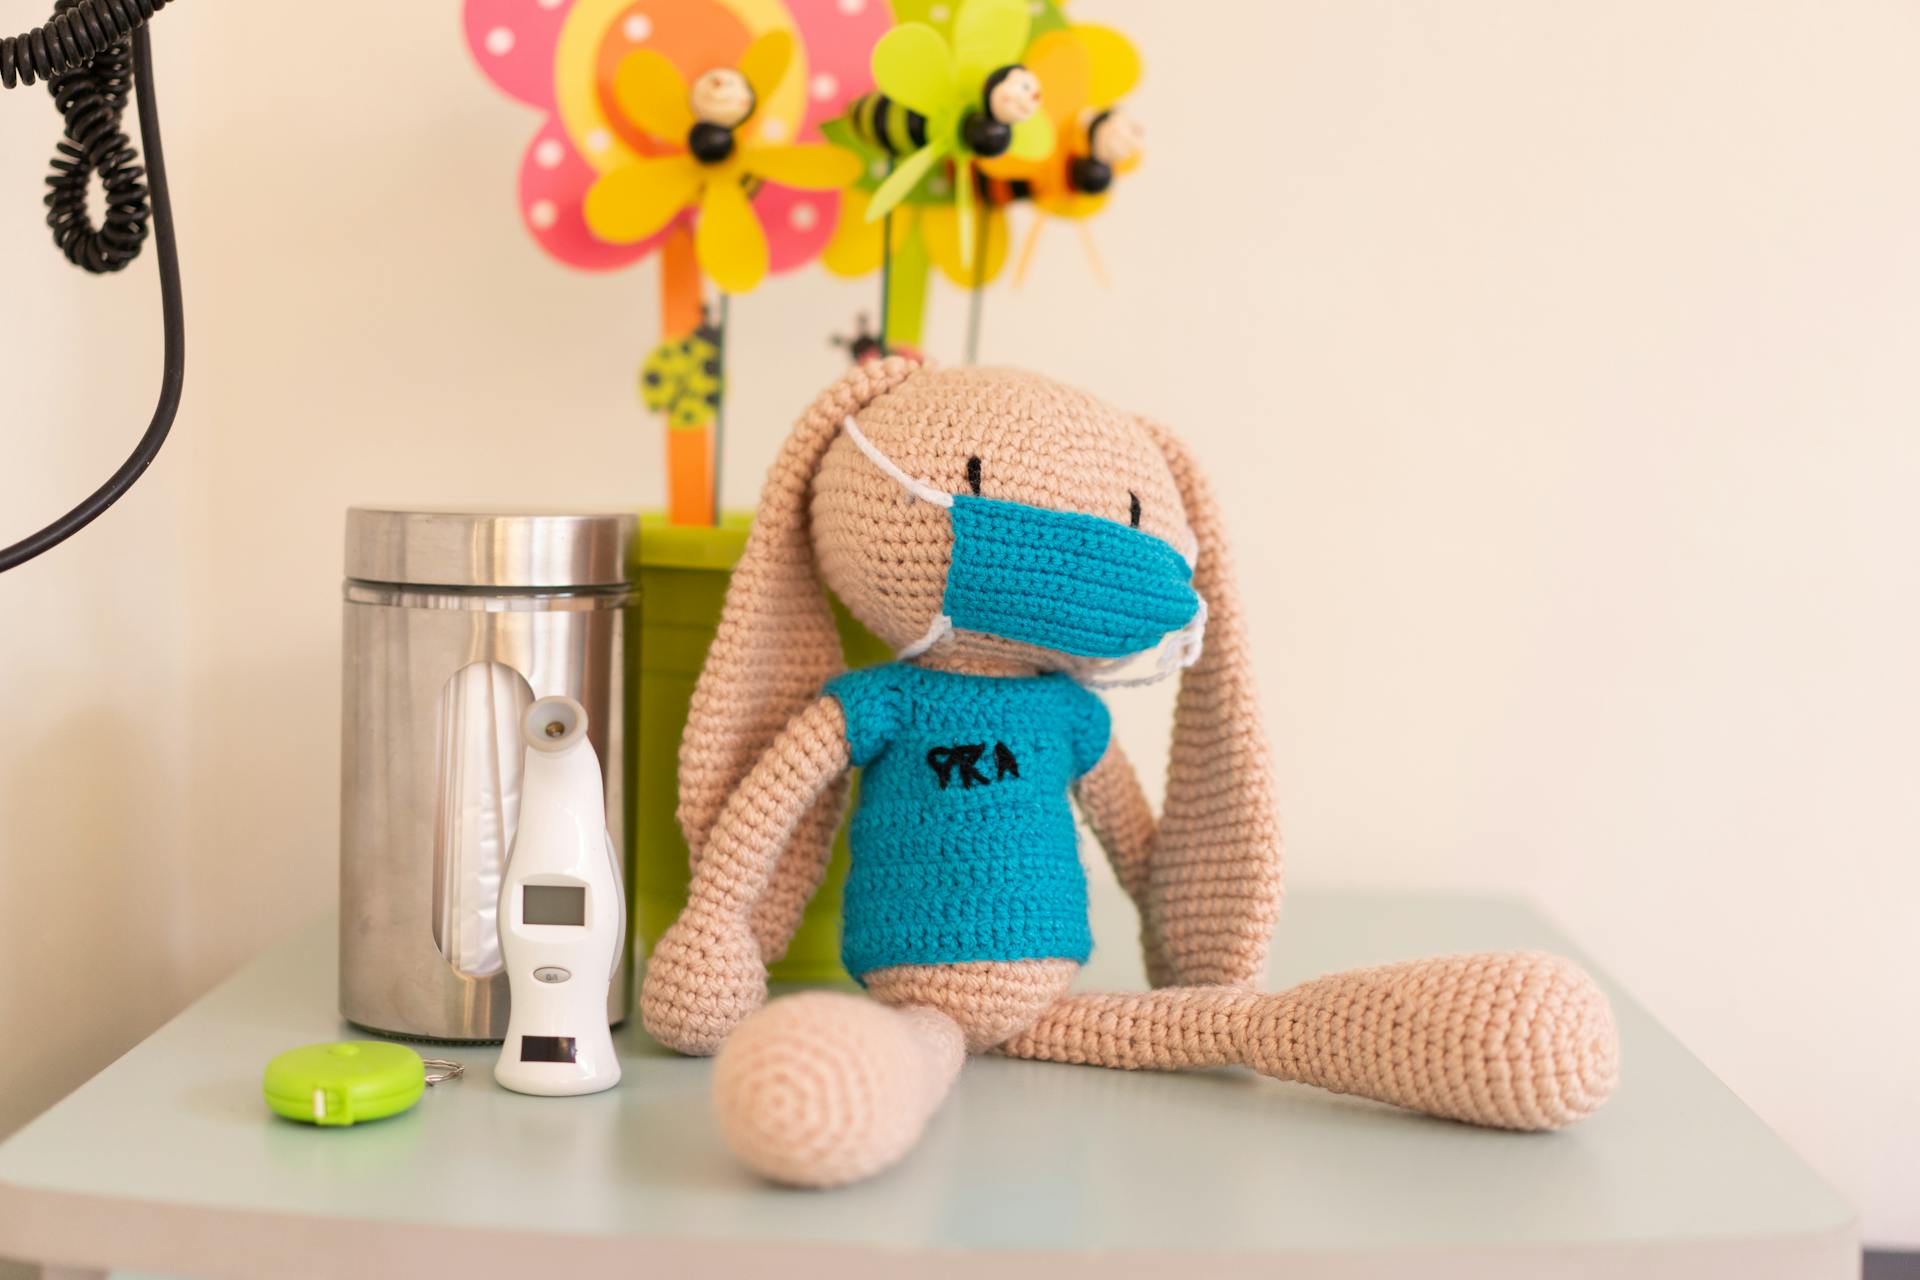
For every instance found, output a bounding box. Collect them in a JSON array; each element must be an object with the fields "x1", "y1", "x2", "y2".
[
  {"x1": 1128, "y1": 491, "x2": 1142, "y2": 528},
  {"x1": 966, "y1": 456, "x2": 983, "y2": 496}
]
